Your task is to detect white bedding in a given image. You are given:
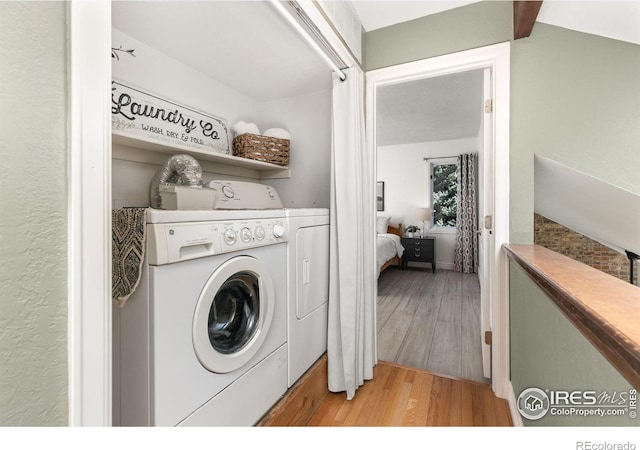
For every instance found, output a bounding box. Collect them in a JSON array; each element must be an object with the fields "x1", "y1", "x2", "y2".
[{"x1": 376, "y1": 233, "x2": 404, "y2": 277}]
